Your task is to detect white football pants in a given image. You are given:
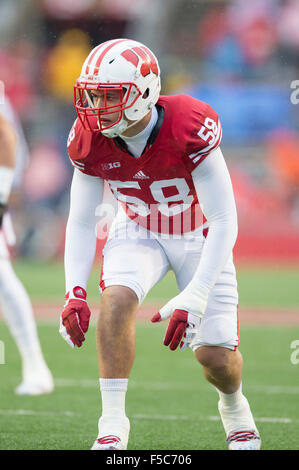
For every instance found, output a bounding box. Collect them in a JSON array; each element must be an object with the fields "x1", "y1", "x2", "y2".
[{"x1": 100, "y1": 209, "x2": 239, "y2": 351}]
